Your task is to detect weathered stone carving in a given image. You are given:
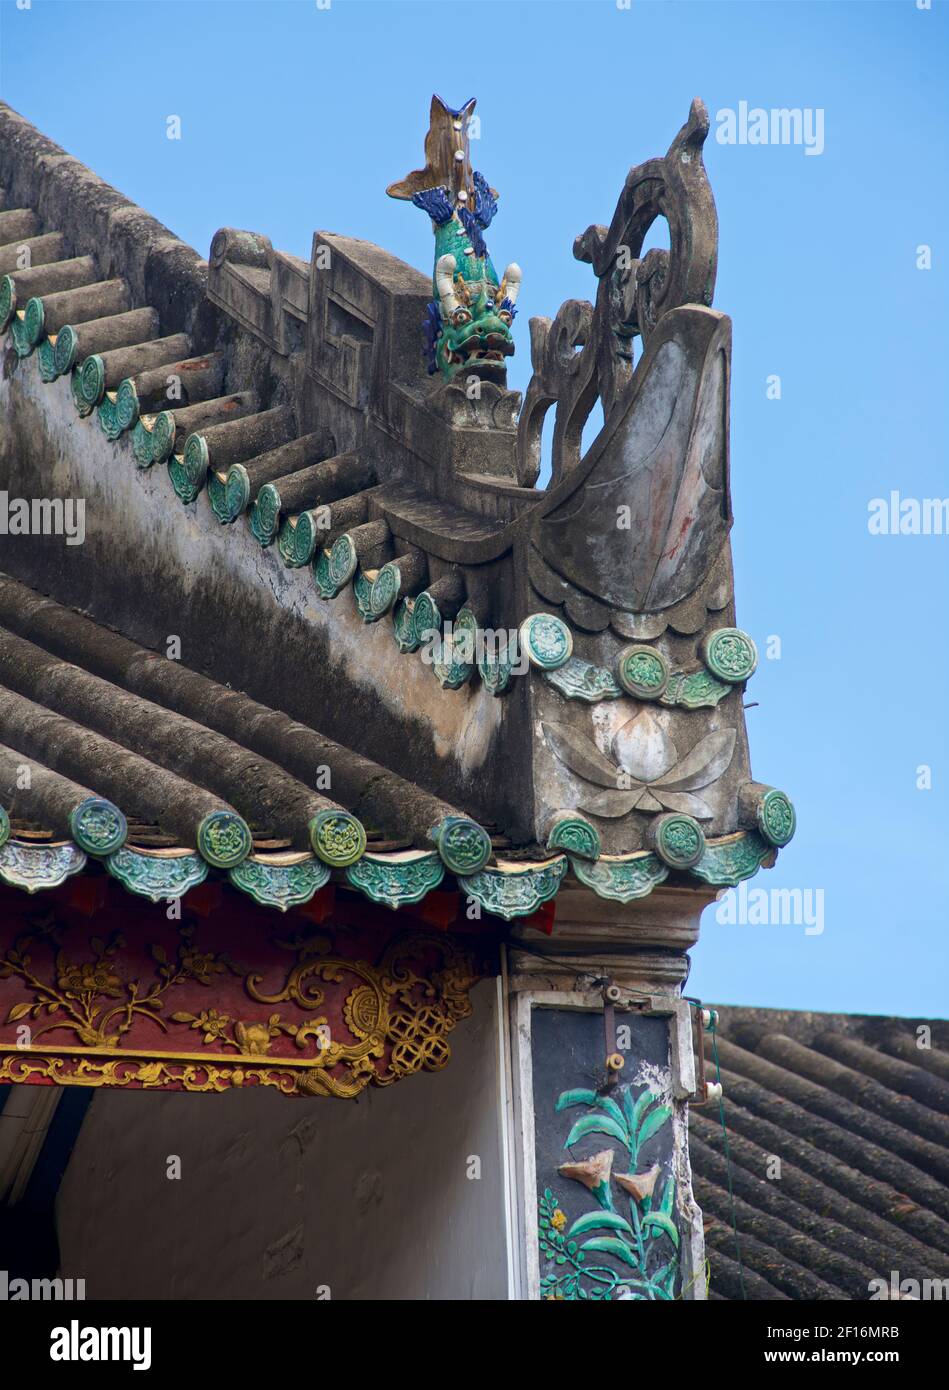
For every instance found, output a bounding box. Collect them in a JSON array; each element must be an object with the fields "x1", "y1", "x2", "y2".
[
  {"x1": 517, "y1": 98, "x2": 718, "y2": 485},
  {"x1": 543, "y1": 712, "x2": 736, "y2": 820},
  {"x1": 531, "y1": 305, "x2": 730, "y2": 614}
]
